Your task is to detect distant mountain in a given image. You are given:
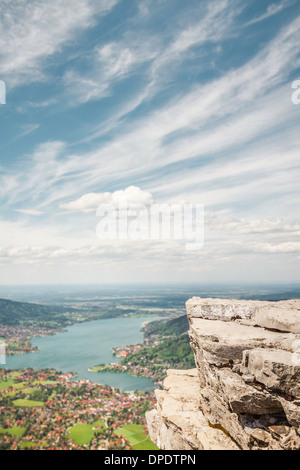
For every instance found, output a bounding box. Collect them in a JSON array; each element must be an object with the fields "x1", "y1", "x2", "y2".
[
  {"x1": 144, "y1": 314, "x2": 189, "y2": 338},
  {"x1": 243, "y1": 291, "x2": 300, "y2": 301},
  {"x1": 122, "y1": 333, "x2": 195, "y2": 371},
  {"x1": 0, "y1": 298, "x2": 67, "y2": 326}
]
